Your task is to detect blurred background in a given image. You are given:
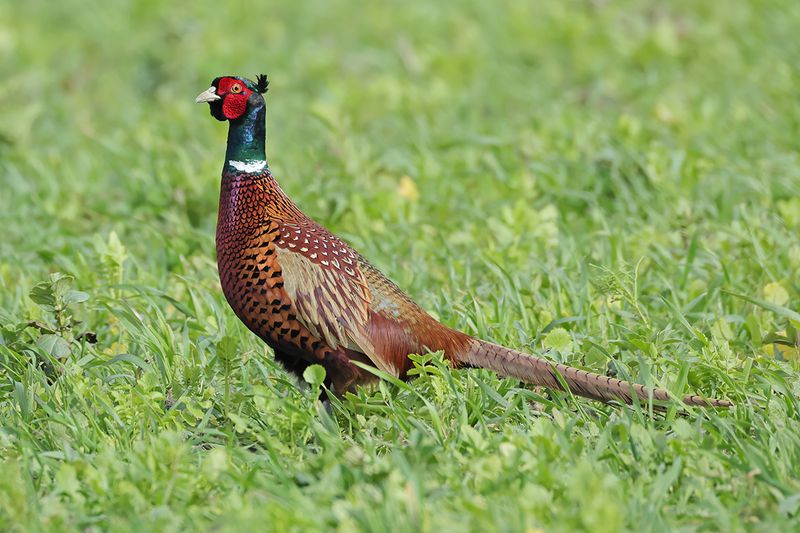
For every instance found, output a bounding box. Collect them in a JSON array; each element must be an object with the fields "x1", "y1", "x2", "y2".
[{"x1": 2, "y1": 0, "x2": 799, "y2": 341}]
